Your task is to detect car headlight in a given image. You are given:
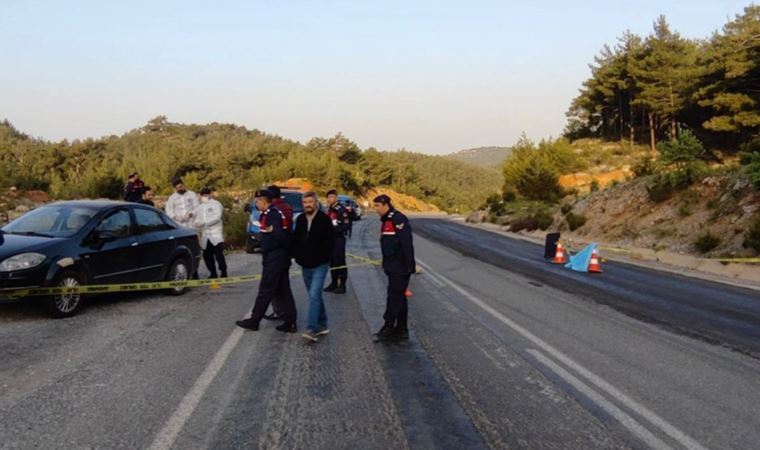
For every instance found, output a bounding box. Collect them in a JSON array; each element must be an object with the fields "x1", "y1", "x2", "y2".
[{"x1": 0, "y1": 253, "x2": 46, "y2": 272}]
